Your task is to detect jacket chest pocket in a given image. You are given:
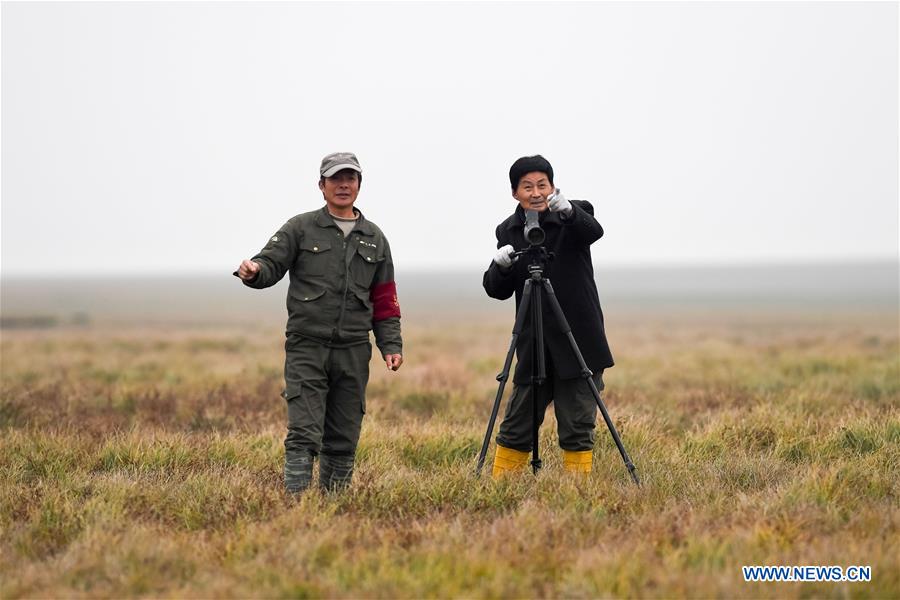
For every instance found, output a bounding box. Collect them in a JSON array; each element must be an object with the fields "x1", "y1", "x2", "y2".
[
  {"x1": 349, "y1": 240, "x2": 384, "y2": 287},
  {"x1": 297, "y1": 239, "x2": 333, "y2": 276}
]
